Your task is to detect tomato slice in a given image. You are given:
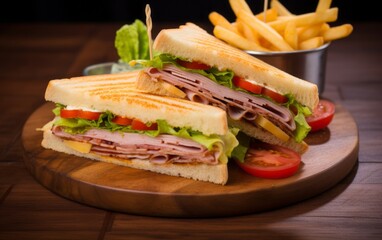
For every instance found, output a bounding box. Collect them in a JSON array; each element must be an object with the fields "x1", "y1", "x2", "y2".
[
  {"x1": 235, "y1": 141, "x2": 301, "y2": 179},
  {"x1": 177, "y1": 60, "x2": 211, "y2": 70},
  {"x1": 306, "y1": 99, "x2": 335, "y2": 132},
  {"x1": 131, "y1": 119, "x2": 158, "y2": 131},
  {"x1": 112, "y1": 116, "x2": 133, "y2": 126},
  {"x1": 60, "y1": 109, "x2": 80, "y2": 119},
  {"x1": 60, "y1": 109, "x2": 101, "y2": 121},
  {"x1": 233, "y1": 76, "x2": 263, "y2": 94},
  {"x1": 78, "y1": 111, "x2": 102, "y2": 120},
  {"x1": 232, "y1": 76, "x2": 287, "y2": 103},
  {"x1": 261, "y1": 88, "x2": 288, "y2": 103}
]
